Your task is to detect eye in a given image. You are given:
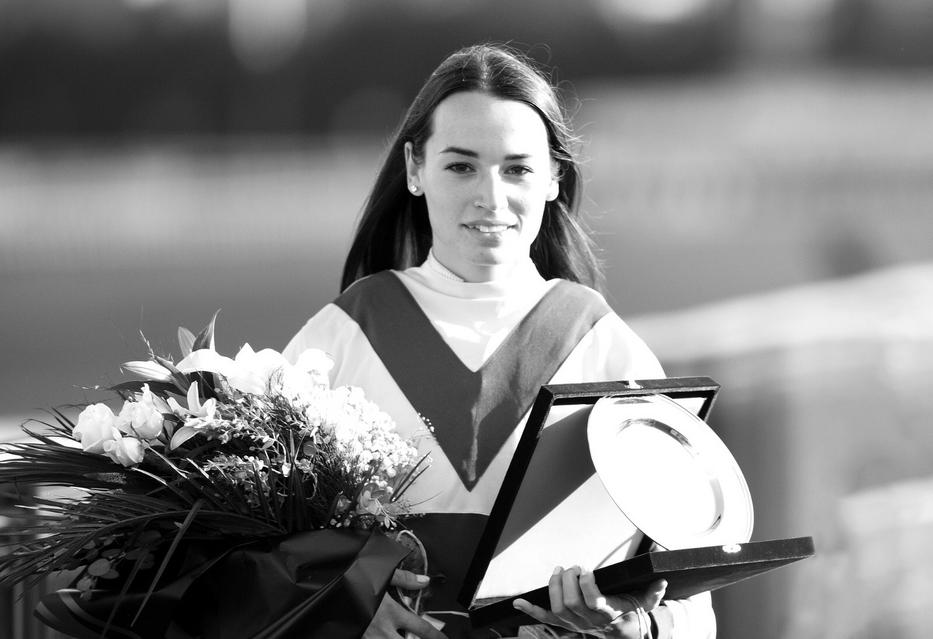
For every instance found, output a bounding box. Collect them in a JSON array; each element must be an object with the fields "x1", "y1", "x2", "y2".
[
  {"x1": 505, "y1": 165, "x2": 534, "y2": 176},
  {"x1": 445, "y1": 162, "x2": 474, "y2": 174}
]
